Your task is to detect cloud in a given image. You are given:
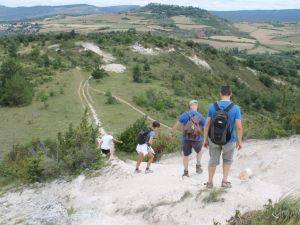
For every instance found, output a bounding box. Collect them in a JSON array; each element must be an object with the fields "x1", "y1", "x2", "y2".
[{"x1": 0, "y1": 0, "x2": 300, "y2": 10}]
